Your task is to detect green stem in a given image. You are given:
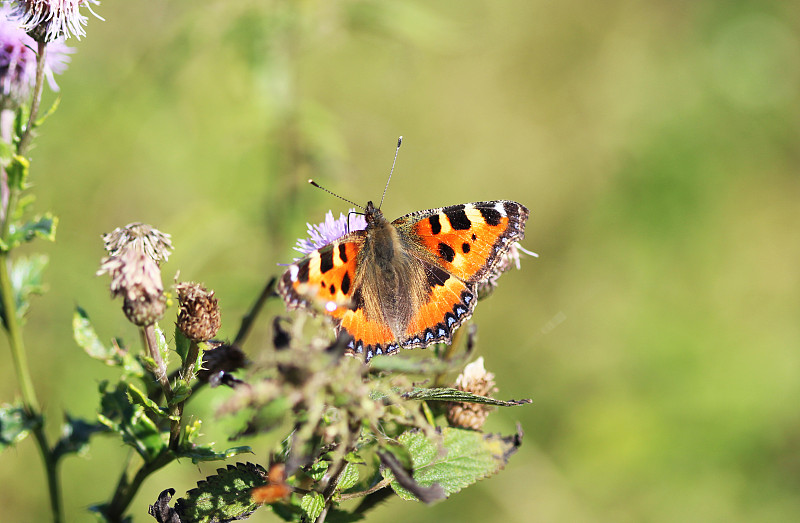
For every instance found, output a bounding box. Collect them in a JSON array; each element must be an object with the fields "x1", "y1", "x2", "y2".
[
  {"x1": 0, "y1": 40, "x2": 62, "y2": 523},
  {"x1": 102, "y1": 451, "x2": 174, "y2": 522}
]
